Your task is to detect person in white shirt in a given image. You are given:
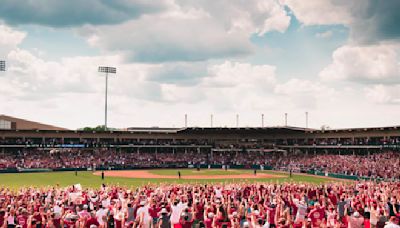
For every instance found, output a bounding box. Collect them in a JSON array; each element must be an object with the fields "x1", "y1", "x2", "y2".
[
  {"x1": 170, "y1": 200, "x2": 187, "y2": 225},
  {"x1": 136, "y1": 201, "x2": 151, "y2": 228},
  {"x1": 95, "y1": 205, "x2": 108, "y2": 226},
  {"x1": 384, "y1": 217, "x2": 400, "y2": 228}
]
